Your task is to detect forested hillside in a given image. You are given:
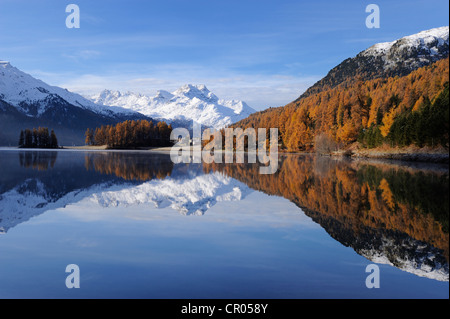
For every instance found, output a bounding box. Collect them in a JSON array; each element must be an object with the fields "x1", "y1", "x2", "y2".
[{"x1": 232, "y1": 58, "x2": 449, "y2": 152}]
